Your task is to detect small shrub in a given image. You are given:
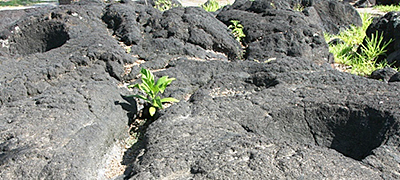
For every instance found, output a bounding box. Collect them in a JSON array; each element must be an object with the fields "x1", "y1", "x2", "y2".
[
  {"x1": 128, "y1": 68, "x2": 179, "y2": 117},
  {"x1": 201, "y1": 0, "x2": 221, "y2": 12},
  {"x1": 228, "y1": 20, "x2": 246, "y2": 43}
]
